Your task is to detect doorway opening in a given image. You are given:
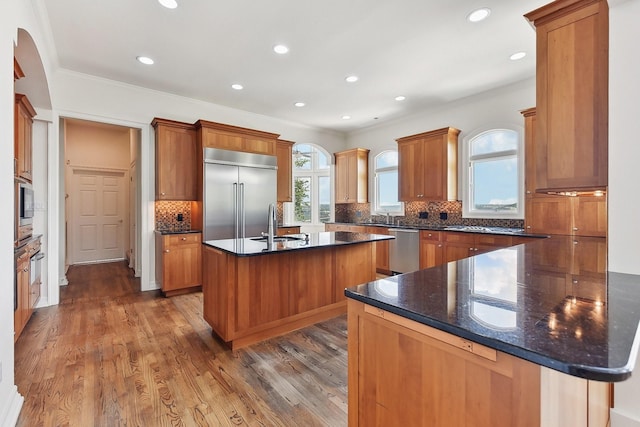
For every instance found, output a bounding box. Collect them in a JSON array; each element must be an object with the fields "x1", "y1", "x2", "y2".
[{"x1": 62, "y1": 118, "x2": 141, "y2": 280}]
